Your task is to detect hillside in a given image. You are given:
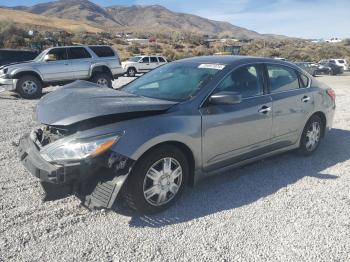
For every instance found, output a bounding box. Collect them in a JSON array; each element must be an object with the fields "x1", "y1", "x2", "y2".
[
  {"x1": 7, "y1": 0, "x2": 286, "y2": 39},
  {"x1": 0, "y1": 8, "x2": 103, "y2": 33},
  {"x1": 106, "y1": 5, "x2": 264, "y2": 39}
]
